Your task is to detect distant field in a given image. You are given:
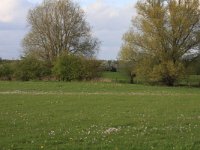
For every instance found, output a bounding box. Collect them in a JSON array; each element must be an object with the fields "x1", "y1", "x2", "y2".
[
  {"x1": 0, "y1": 81, "x2": 200, "y2": 149},
  {"x1": 103, "y1": 71, "x2": 200, "y2": 86},
  {"x1": 102, "y1": 72, "x2": 129, "y2": 83},
  {"x1": 180, "y1": 75, "x2": 200, "y2": 86}
]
